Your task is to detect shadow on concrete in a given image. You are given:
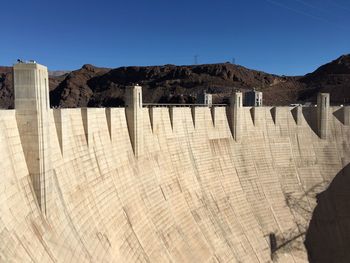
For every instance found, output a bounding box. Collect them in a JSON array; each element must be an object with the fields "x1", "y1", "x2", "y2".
[
  {"x1": 291, "y1": 107, "x2": 299, "y2": 125},
  {"x1": 270, "y1": 107, "x2": 277, "y2": 125},
  {"x1": 250, "y1": 108, "x2": 255, "y2": 125},
  {"x1": 271, "y1": 231, "x2": 306, "y2": 260},
  {"x1": 305, "y1": 163, "x2": 350, "y2": 263},
  {"x1": 270, "y1": 181, "x2": 326, "y2": 260},
  {"x1": 333, "y1": 108, "x2": 345, "y2": 124},
  {"x1": 302, "y1": 107, "x2": 318, "y2": 136}
]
